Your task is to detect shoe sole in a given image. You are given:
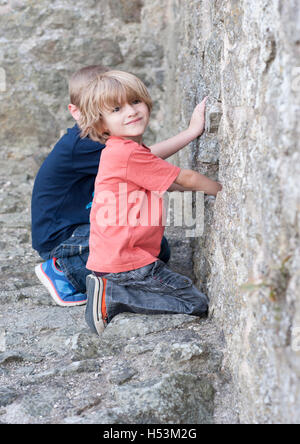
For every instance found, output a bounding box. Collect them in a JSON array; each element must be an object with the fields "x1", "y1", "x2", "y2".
[
  {"x1": 35, "y1": 264, "x2": 87, "y2": 307},
  {"x1": 85, "y1": 275, "x2": 105, "y2": 335}
]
